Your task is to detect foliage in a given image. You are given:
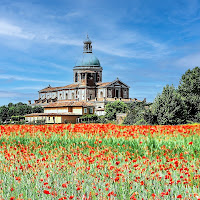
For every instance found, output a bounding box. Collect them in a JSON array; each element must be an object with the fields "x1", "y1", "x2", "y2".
[
  {"x1": 11, "y1": 116, "x2": 25, "y2": 121},
  {"x1": 80, "y1": 114, "x2": 98, "y2": 123},
  {"x1": 0, "y1": 124, "x2": 199, "y2": 199},
  {"x1": 151, "y1": 85, "x2": 186, "y2": 125},
  {"x1": 123, "y1": 101, "x2": 152, "y2": 125},
  {"x1": 177, "y1": 66, "x2": 200, "y2": 123},
  {"x1": 0, "y1": 102, "x2": 44, "y2": 122},
  {"x1": 96, "y1": 115, "x2": 107, "y2": 123},
  {"x1": 32, "y1": 106, "x2": 44, "y2": 113},
  {"x1": 105, "y1": 100, "x2": 127, "y2": 120}
]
